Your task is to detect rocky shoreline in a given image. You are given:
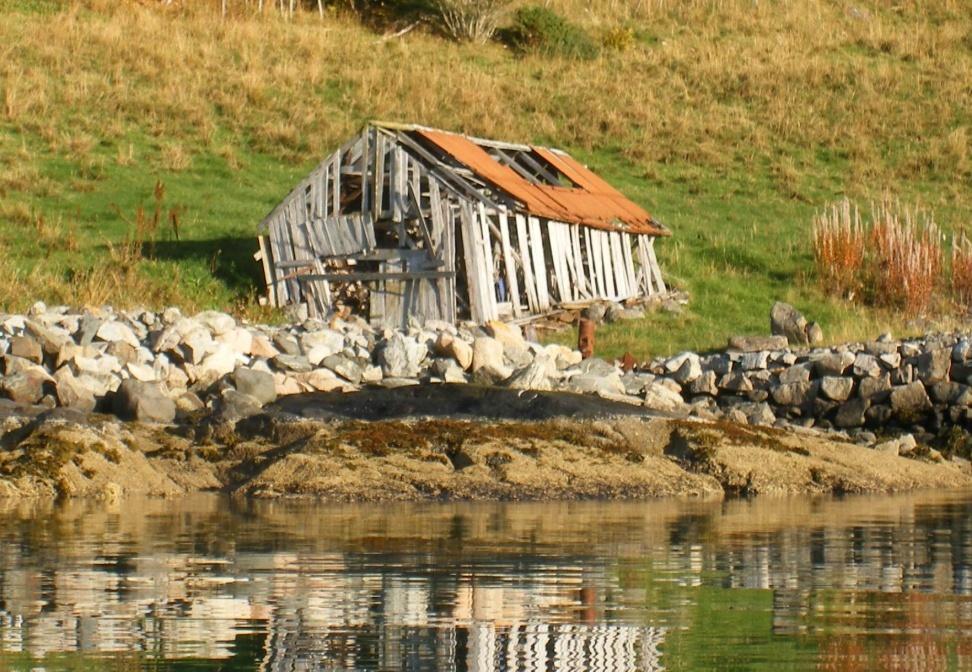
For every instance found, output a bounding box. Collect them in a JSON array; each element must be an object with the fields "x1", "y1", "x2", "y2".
[{"x1": 1, "y1": 302, "x2": 971, "y2": 501}]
